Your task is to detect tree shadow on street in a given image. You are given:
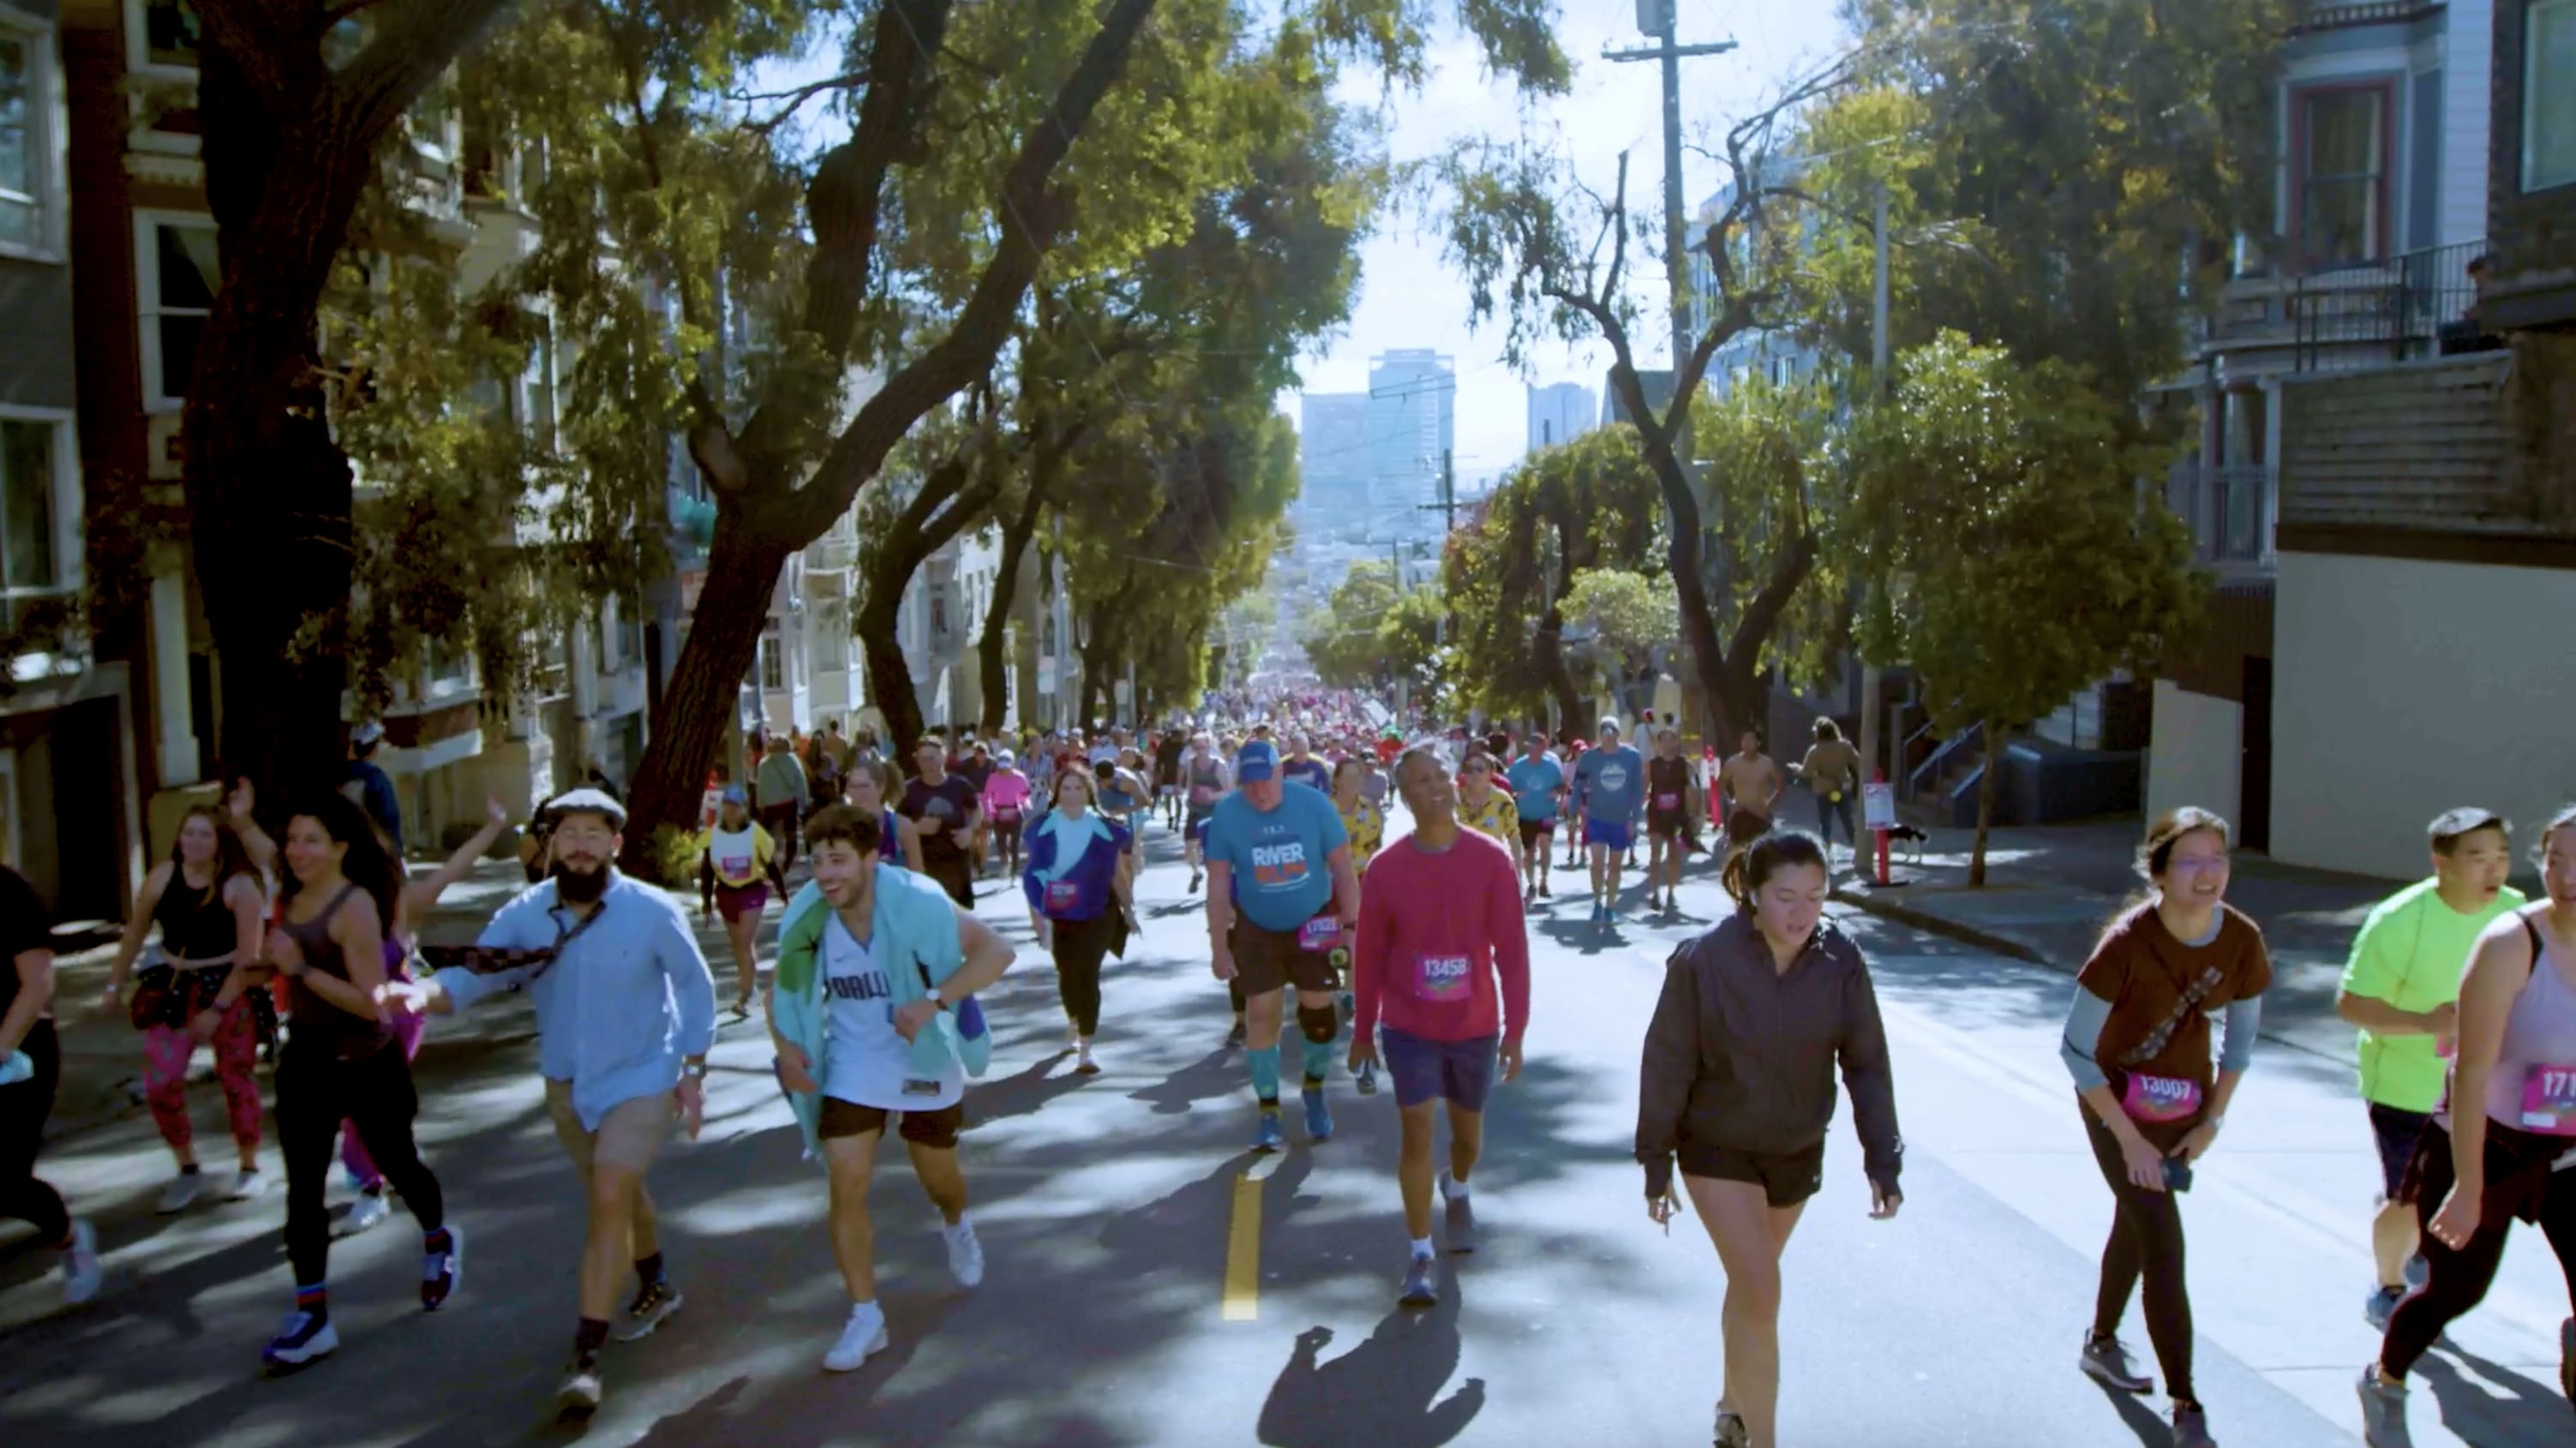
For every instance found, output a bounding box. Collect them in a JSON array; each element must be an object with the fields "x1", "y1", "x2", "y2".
[
  {"x1": 2413, "y1": 1339, "x2": 2576, "y2": 1447},
  {"x1": 1257, "y1": 1290, "x2": 1484, "y2": 1448}
]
